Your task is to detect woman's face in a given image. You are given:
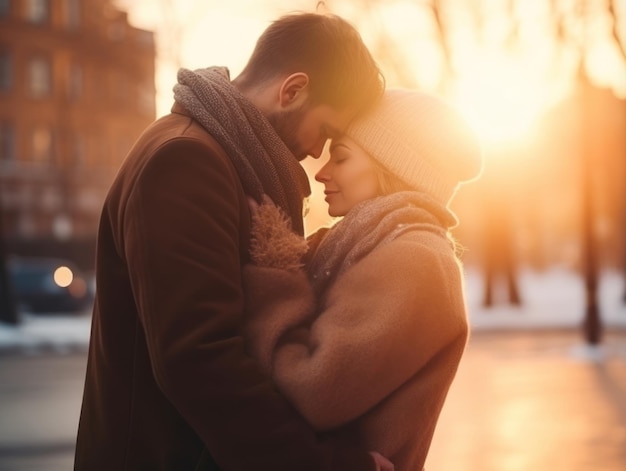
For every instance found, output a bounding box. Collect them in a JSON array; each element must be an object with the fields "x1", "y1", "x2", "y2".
[{"x1": 315, "y1": 136, "x2": 380, "y2": 217}]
